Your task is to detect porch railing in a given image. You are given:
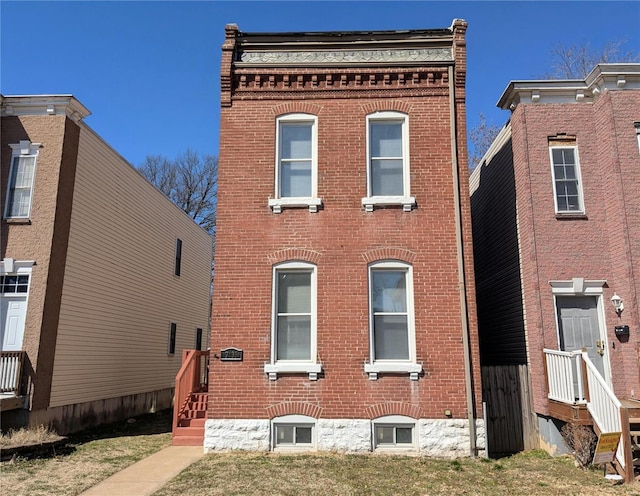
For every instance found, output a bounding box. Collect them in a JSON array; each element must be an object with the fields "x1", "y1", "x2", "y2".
[
  {"x1": 544, "y1": 349, "x2": 586, "y2": 404},
  {"x1": 581, "y1": 352, "x2": 625, "y2": 470},
  {"x1": 543, "y1": 348, "x2": 628, "y2": 475},
  {"x1": 172, "y1": 350, "x2": 209, "y2": 435},
  {"x1": 0, "y1": 351, "x2": 24, "y2": 394}
]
